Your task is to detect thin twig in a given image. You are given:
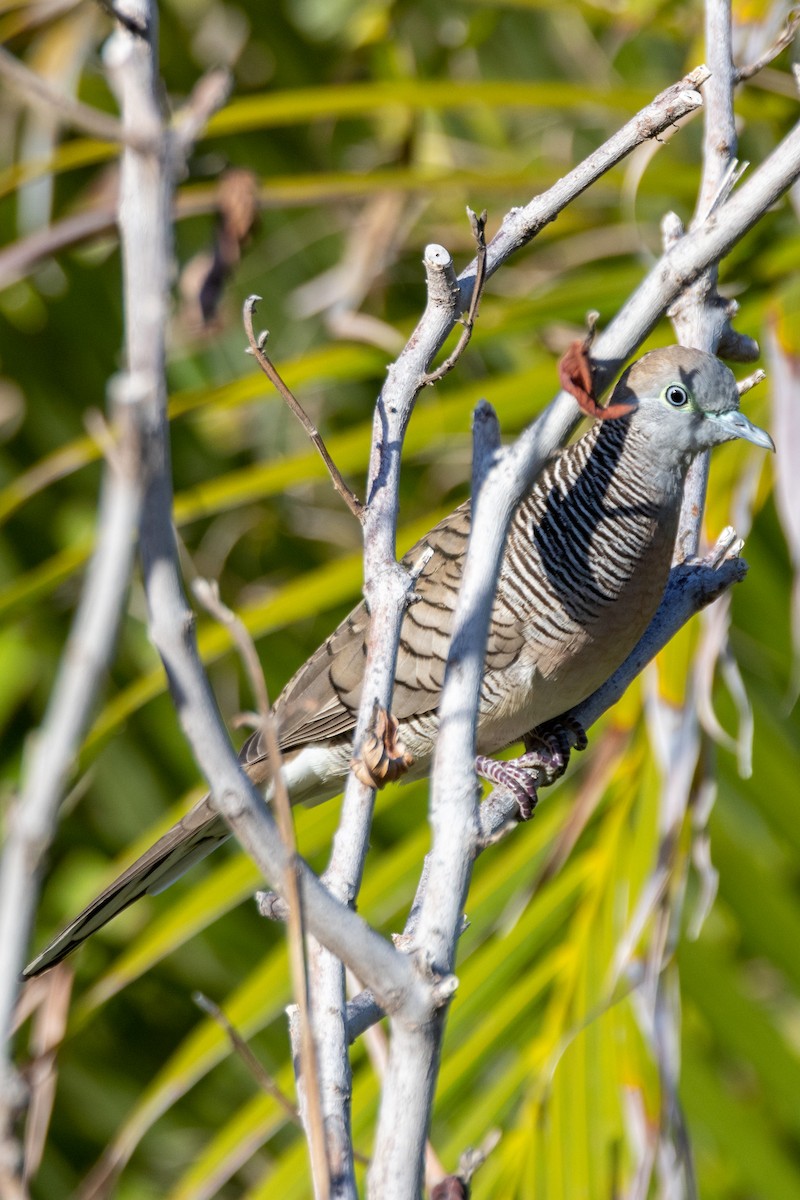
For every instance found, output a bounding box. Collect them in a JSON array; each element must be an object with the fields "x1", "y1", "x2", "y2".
[
  {"x1": 430, "y1": 1130, "x2": 502, "y2": 1199},
  {"x1": 172, "y1": 67, "x2": 232, "y2": 152},
  {"x1": 192, "y1": 579, "x2": 269, "y2": 717},
  {"x1": 191, "y1": 579, "x2": 330, "y2": 1199},
  {"x1": 195, "y1": 990, "x2": 372, "y2": 1169},
  {"x1": 735, "y1": 7, "x2": 800, "y2": 82},
  {"x1": 243, "y1": 296, "x2": 364, "y2": 523},
  {"x1": 736, "y1": 367, "x2": 767, "y2": 396},
  {"x1": 193, "y1": 992, "x2": 303, "y2": 1126},
  {"x1": 421, "y1": 208, "x2": 488, "y2": 385},
  {"x1": 630, "y1": 6, "x2": 745, "y2": 1197}
]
